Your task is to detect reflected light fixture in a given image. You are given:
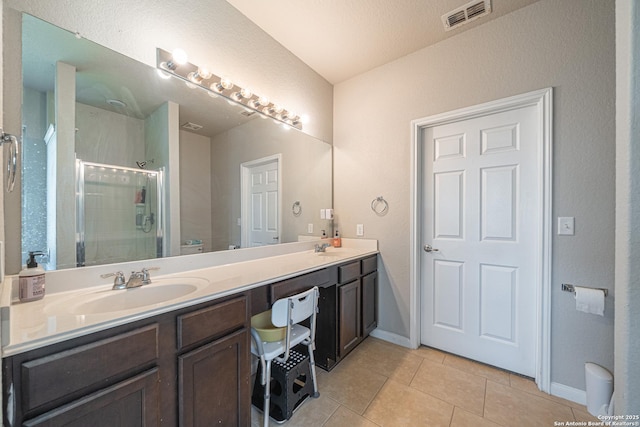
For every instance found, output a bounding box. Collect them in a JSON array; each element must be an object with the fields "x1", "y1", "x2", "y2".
[{"x1": 155, "y1": 47, "x2": 304, "y2": 130}]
